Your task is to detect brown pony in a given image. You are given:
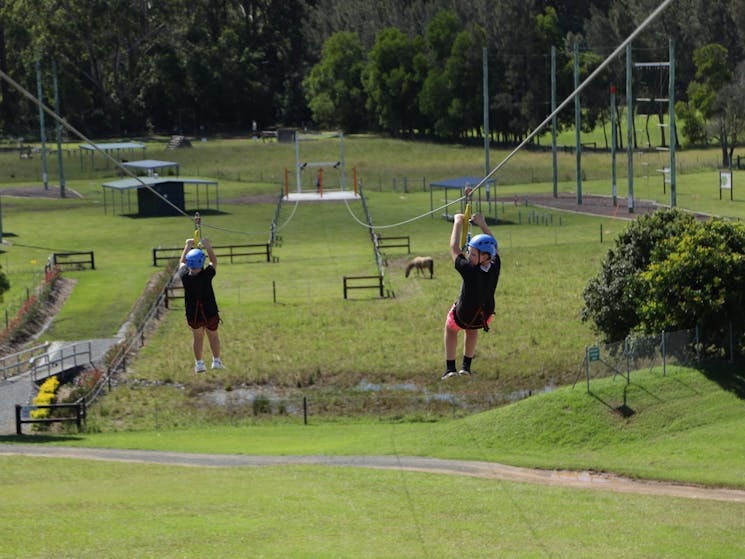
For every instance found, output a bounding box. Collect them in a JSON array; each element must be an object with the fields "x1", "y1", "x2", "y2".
[{"x1": 405, "y1": 256, "x2": 434, "y2": 278}]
